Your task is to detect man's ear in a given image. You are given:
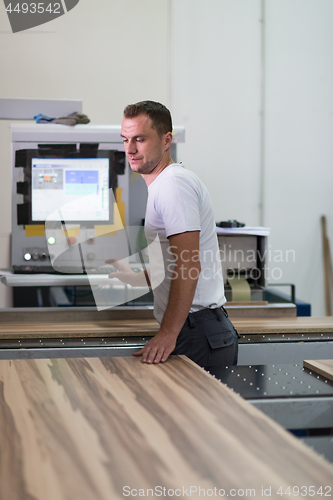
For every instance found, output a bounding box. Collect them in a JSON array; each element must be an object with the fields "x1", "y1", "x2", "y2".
[{"x1": 164, "y1": 132, "x2": 173, "y2": 151}]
